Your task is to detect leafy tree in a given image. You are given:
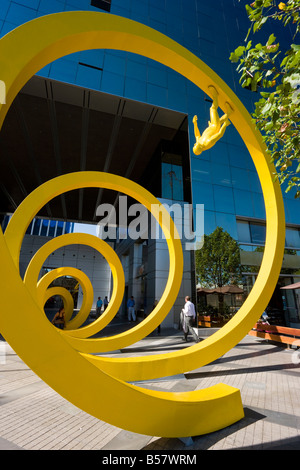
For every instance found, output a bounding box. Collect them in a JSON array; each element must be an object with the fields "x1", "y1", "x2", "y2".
[
  {"x1": 195, "y1": 227, "x2": 243, "y2": 288},
  {"x1": 230, "y1": 0, "x2": 300, "y2": 198}
]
